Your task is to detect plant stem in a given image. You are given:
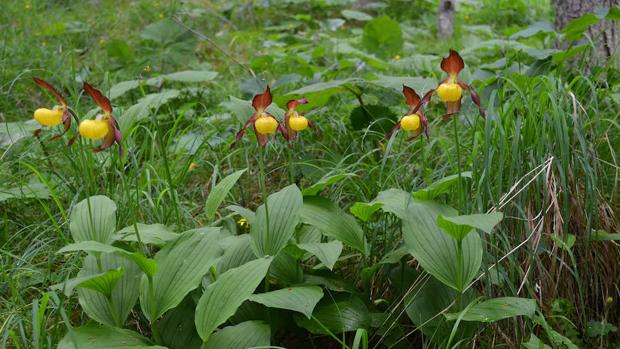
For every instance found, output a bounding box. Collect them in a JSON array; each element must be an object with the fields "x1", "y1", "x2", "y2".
[{"x1": 453, "y1": 116, "x2": 463, "y2": 212}]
